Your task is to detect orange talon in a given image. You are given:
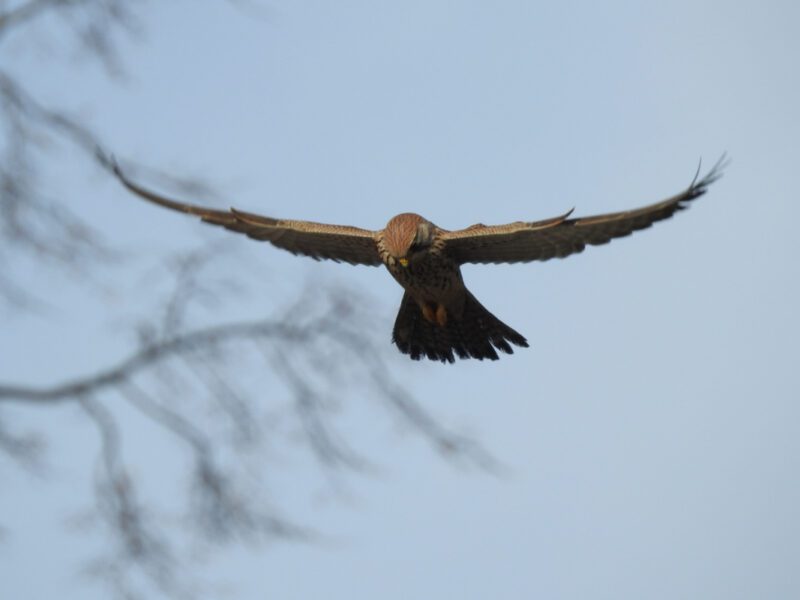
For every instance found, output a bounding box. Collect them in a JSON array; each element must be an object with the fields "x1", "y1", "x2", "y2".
[
  {"x1": 421, "y1": 303, "x2": 437, "y2": 323},
  {"x1": 435, "y1": 304, "x2": 448, "y2": 327}
]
